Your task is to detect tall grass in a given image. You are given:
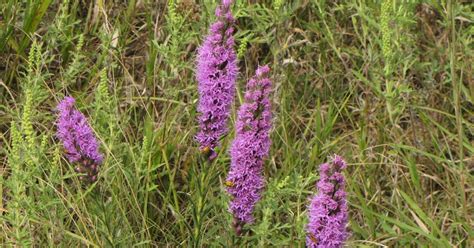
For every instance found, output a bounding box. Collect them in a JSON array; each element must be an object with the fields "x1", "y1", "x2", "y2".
[{"x1": 0, "y1": 0, "x2": 472, "y2": 246}]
